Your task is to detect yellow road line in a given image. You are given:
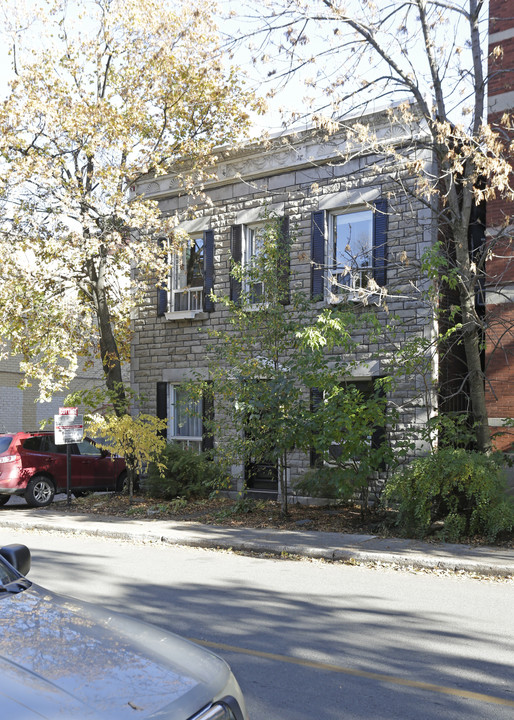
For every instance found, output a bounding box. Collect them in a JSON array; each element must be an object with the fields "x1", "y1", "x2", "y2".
[{"x1": 190, "y1": 638, "x2": 514, "y2": 708}]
